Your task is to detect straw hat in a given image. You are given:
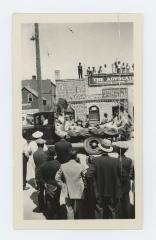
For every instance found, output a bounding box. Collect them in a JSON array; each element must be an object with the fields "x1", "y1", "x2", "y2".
[
  {"x1": 98, "y1": 139, "x2": 113, "y2": 153},
  {"x1": 32, "y1": 131, "x2": 43, "y2": 139},
  {"x1": 36, "y1": 138, "x2": 46, "y2": 145}
]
